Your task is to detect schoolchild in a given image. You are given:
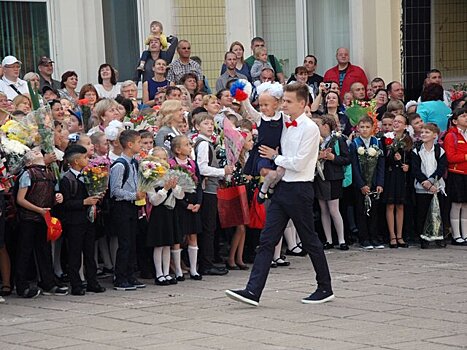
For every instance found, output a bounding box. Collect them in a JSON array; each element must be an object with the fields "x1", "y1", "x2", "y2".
[
  {"x1": 147, "y1": 147, "x2": 184, "y2": 285},
  {"x1": 15, "y1": 149, "x2": 67, "y2": 297},
  {"x1": 170, "y1": 136, "x2": 203, "y2": 280},
  {"x1": 59, "y1": 145, "x2": 106, "y2": 295},
  {"x1": 349, "y1": 116, "x2": 385, "y2": 249},
  {"x1": 109, "y1": 130, "x2": 146, "y2": 290}
]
